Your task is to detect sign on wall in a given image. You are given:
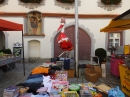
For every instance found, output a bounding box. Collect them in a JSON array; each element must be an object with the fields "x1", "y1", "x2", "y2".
[
  {"x1": 24, "y1": 11, "x2": 45, "y2": 36},
  {"x1": 13, "y1": 42, "x2": 22, "y2": 57}
]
